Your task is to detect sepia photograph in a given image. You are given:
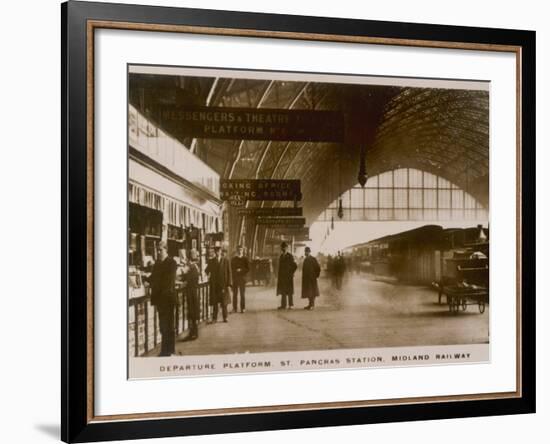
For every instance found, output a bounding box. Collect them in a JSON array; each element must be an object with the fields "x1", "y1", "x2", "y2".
[{"x1": 127, "y1": 65, "x2": 490, "y2": 379}]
